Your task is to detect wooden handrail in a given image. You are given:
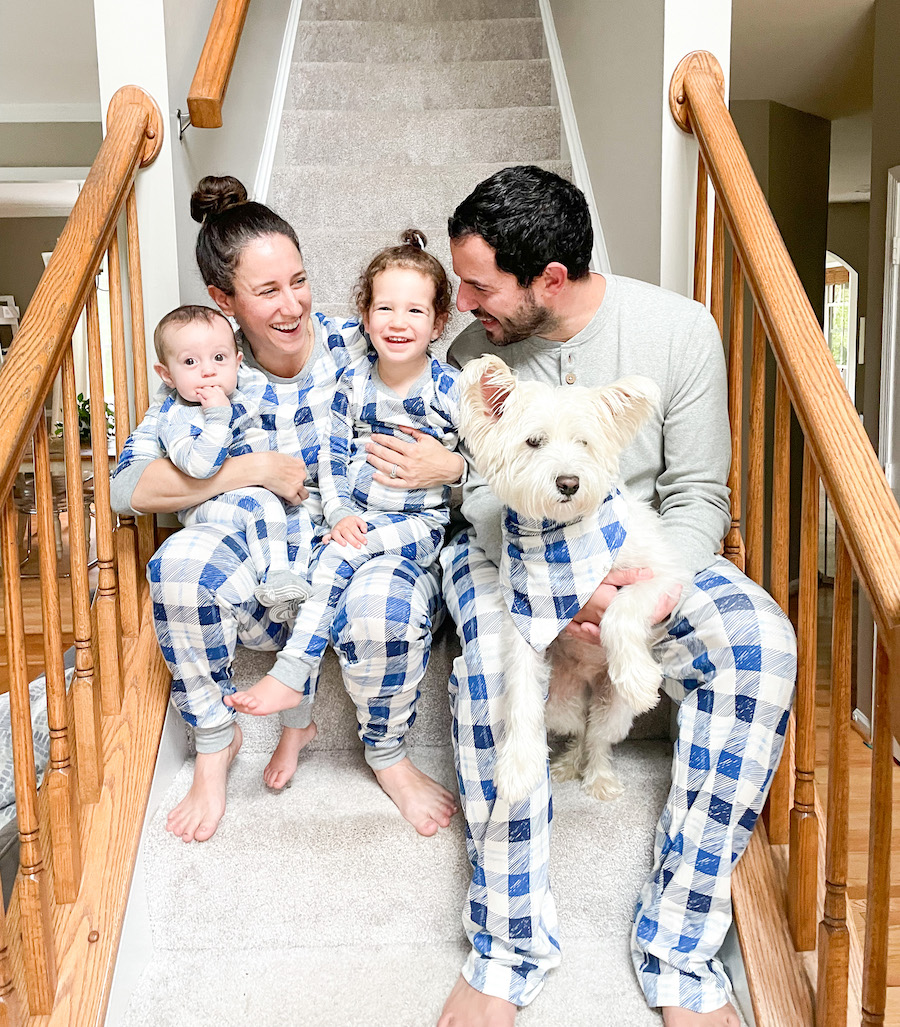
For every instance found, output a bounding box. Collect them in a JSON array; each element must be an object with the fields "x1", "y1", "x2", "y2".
[
  {"x1": 186, "y1": 0, "x2": 251, "y2": 129},
  {"x1": 670, "y1": 51, "x2": 900, "y2": 645},
  {"x1": 0, "y1": 85, "x2": 162, "y2": 508}
]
